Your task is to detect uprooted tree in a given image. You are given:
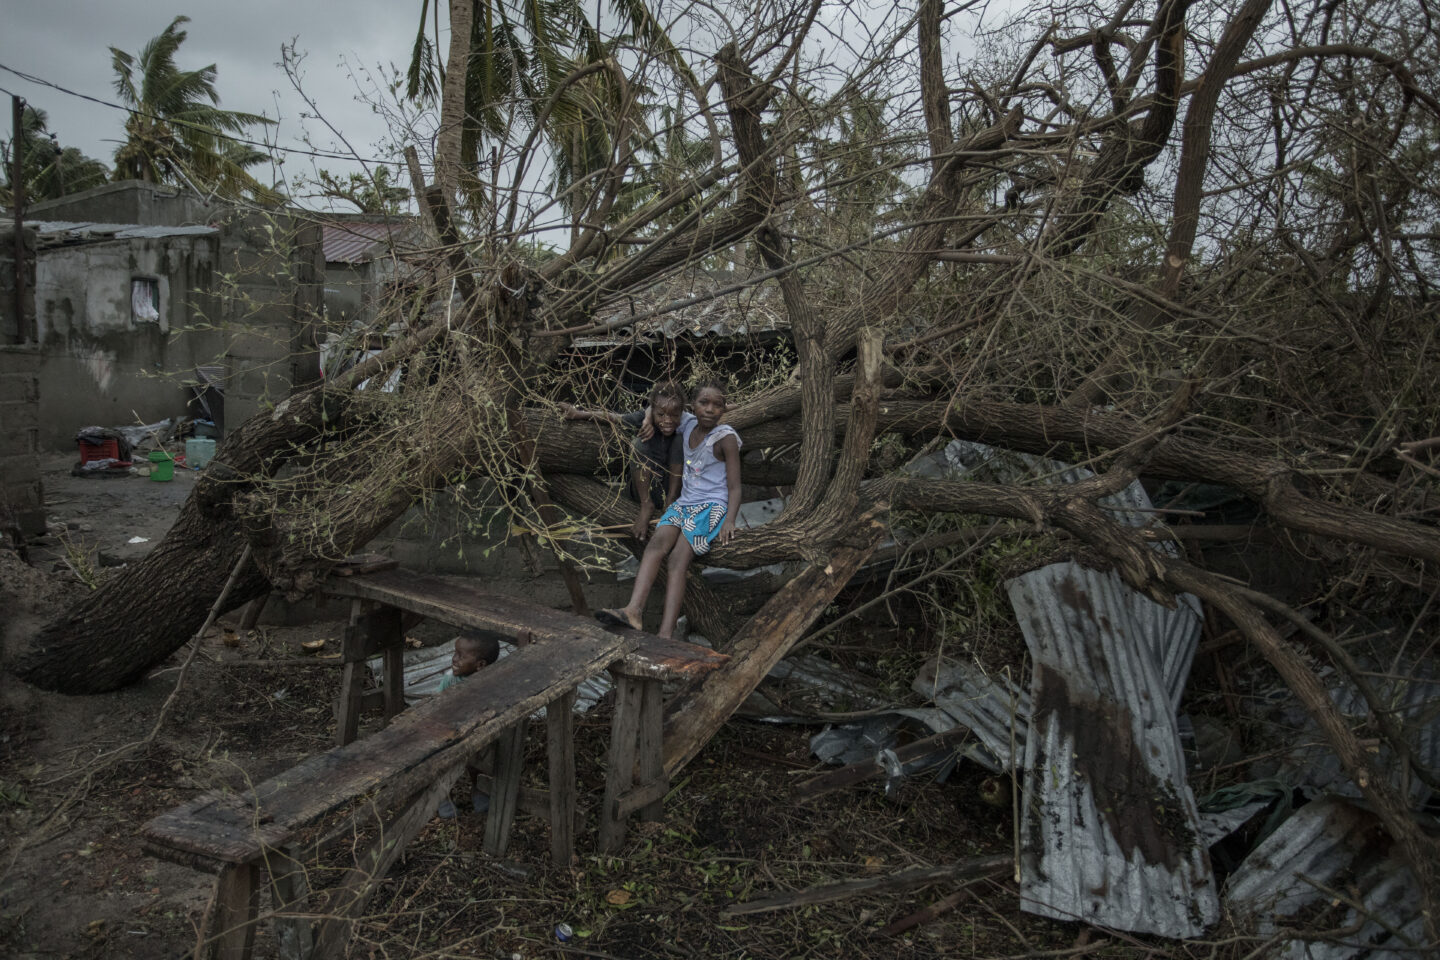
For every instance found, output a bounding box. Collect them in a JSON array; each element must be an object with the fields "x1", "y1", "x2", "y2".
[{"x1": 12, "y1": 0, "x2": 1440, "y2": 932}]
